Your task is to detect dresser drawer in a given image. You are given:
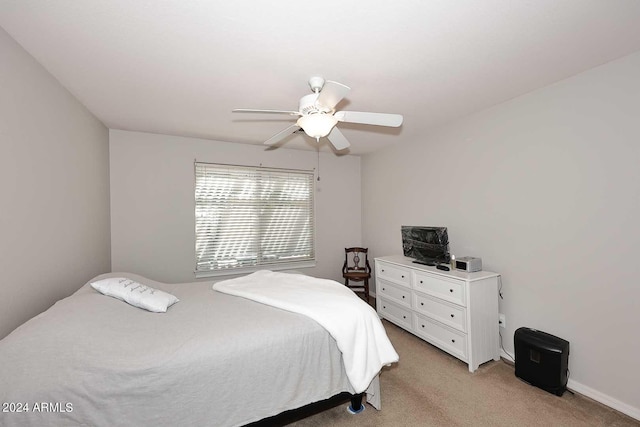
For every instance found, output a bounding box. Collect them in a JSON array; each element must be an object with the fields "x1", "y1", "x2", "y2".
[
  {"x1": 414, "y1": 272, "x2": 466, "y2": 306},
  {"x1": 376, "y1": 262, "x2": 411, "y2": 288},
  {"x1": 378, "y1": 279, "x2": 411, "y2": 307},
  {"x1": 414, "y1": 313, "x2": 468, "y2": 360},
  {"x1": 414, "y1": 292, "x2": 467, "y2": 333},
  {"x1": 378, "y1": 297, "x2": 412, "y2": 330}
]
